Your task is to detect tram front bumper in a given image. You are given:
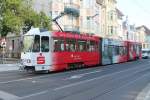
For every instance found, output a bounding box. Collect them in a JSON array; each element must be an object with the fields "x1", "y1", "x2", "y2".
[{"x1": 19, "y1": 64, "x2": 35, "y2": 71}]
